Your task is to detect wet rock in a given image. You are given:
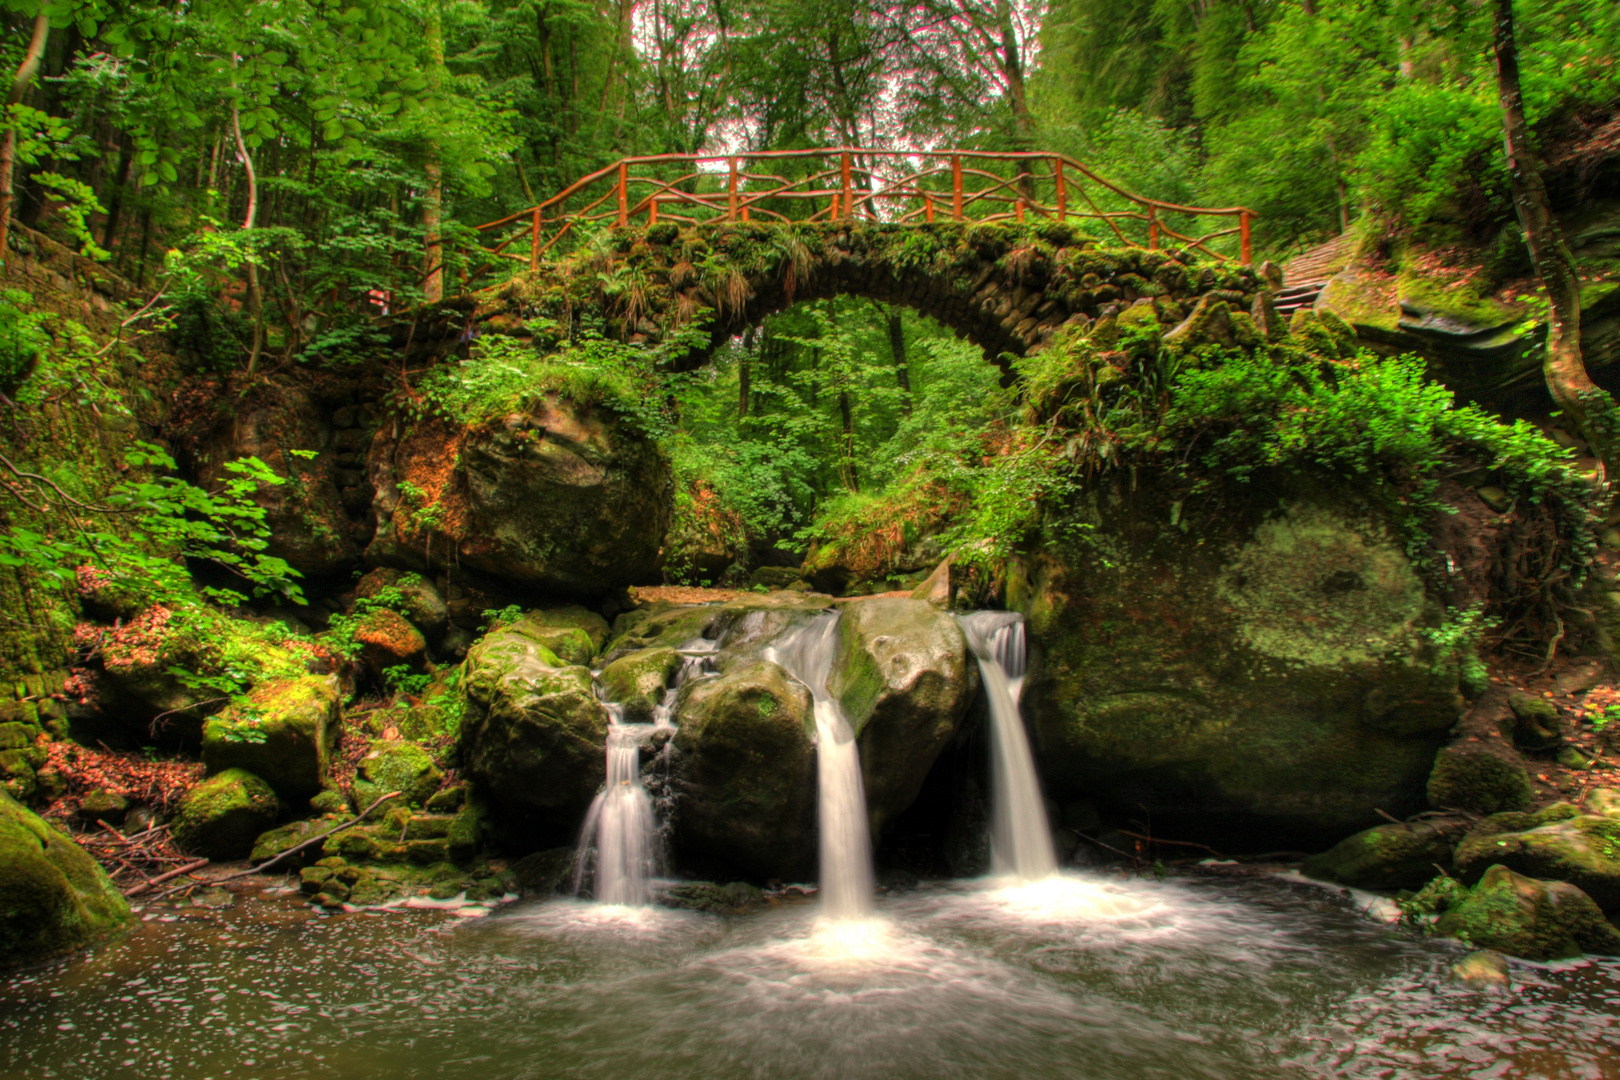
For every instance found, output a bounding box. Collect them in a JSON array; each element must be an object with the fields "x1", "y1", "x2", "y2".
[
  {"x1": 249, "y1": 815, "x2": 349, "y2": 866},
  {"x1": 200, "y1": 676, "x2": 342, "y2": 802},
  {"x1": 367, "y1": 398, "x2": 671, "y2": 597},
  {"x1": 0, "y1": 790, "x2": 130, "y2": 968},
  {"x1": 511, "y1": 847, "x2": 575, "y2": 894},
  {"x1": 750, "y1": 566, "x2": 803, "y2": 590},
  {"x1": 172, "y1": 768, "x2": 280, "y2": 860},
  {"x1": 829, "y1": 598, "x2": 978, "y2": 834},
  {"x1": 1302, "y1": 819, "x2": 1465, "y2": 890},
  {"x1": 354, "y1": 740, "x2": 443, "y2": 809},
  {"x1": 1402, "y1": 874, "x2": 1469, "y2": 917},
  {"x1": 1434, "y1": 864, "x2": 1620, "y2": 960},
  {"x1": 599, "y1": 648, "x2": 682, "y2": 722},
  {"x1": 672, "y1": 660, "x2": 816, "y2": 879},
  {"x1": 1454, "y1": 814, "x2": 1620, "y2": 911},
  {"x1": 659, "y1": 881, "x2": 766, "y2": 913},
  {"x1": 459, "y1": 621, "x2": 609, "y2": 846},
  {"x1": 1428, "y1": 744, "x2": 1533, "y2": 815}
]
